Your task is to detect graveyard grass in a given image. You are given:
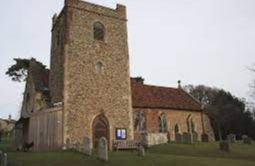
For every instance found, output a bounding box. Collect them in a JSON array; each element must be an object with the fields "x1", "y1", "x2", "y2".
[{"x1": 1, "y1": 138, "x2": 255, "y2": 166}]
